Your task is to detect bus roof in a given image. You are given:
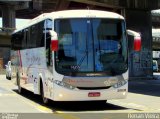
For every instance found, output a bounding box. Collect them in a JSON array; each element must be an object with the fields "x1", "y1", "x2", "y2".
[{"x1": 14, "y1": 10, "x2": 124, "y2": 33}]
